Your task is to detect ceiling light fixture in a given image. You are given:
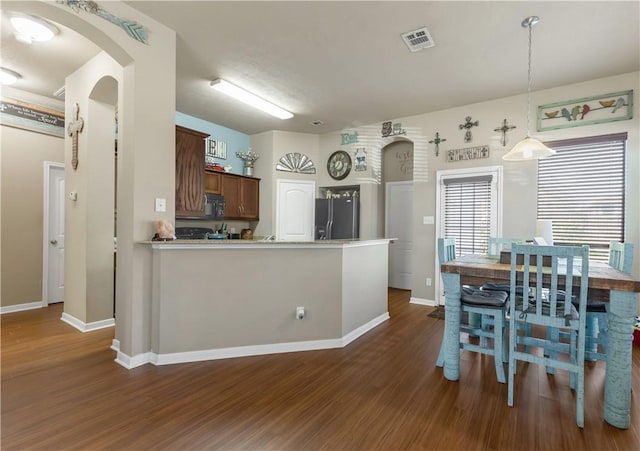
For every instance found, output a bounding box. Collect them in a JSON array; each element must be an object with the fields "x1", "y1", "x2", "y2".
[
  {"x1": 502, "y1": 16, "x2": 555, "y2": 161},
  {"x1": 9, "y1": 13, "x2": 59, "y2": 44},
  {"x1": 210, "y1": 79, "x2": 293, "y2": 120},
  {"x1": 0, "y1": 67, "x2": 22, "y2": 85}
]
